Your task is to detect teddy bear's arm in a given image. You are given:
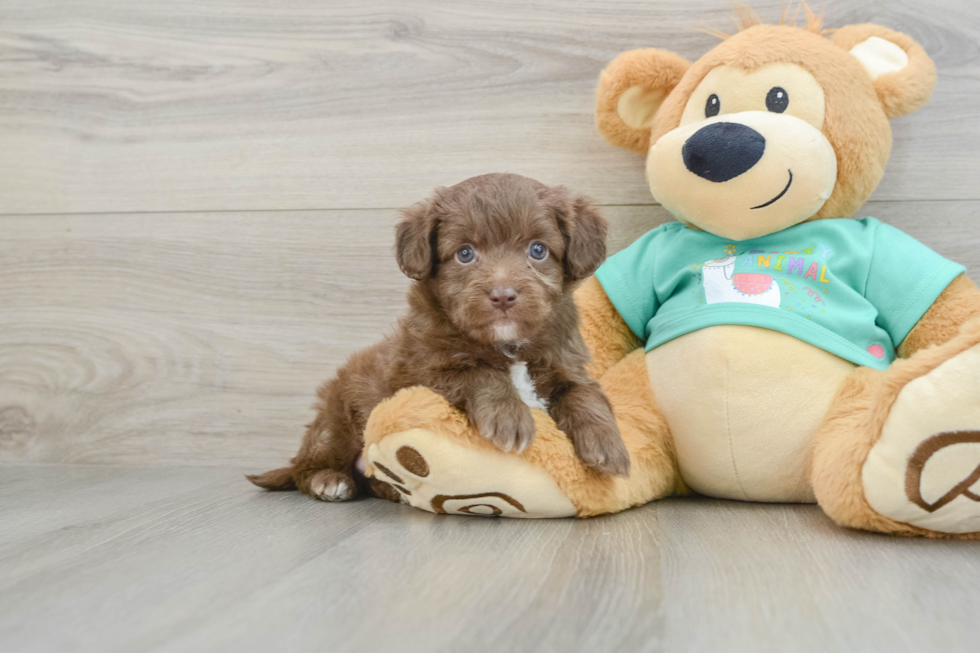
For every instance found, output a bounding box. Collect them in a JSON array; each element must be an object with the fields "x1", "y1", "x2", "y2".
[
  {"x1": 575, "y1": 276, "x2": 642, "y2": 379},
  {"x1": 898, "y1": 274, "x2": 980, "y2": 358}
]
